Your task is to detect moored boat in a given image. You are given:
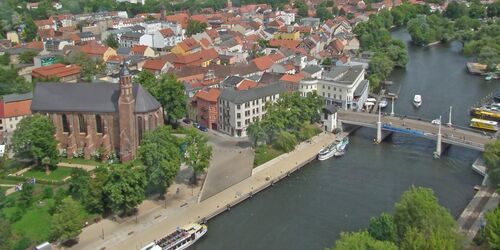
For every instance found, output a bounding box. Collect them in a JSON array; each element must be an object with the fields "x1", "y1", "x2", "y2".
[
  {"x1": 413, "y1": 95, "x2": 422, "y2": 108},
  {"x1": 469, "y1": 118, "x2": 498, "y2": 132},
  {"x1": 379, "y1": 98, "x2": 388, "y2": 109},
  {"x1": 318, "y1": 143, "x2": 337, "y2": 161},
  {"x1": 334, "y1": 137, "x2": 349, "y2": 157},
  {"x1": 140, "y1": 223, "x2": 207, "y2": 250},
  {"x1": 470, "y1": 107, "x2": 500, "y2": 121}
]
